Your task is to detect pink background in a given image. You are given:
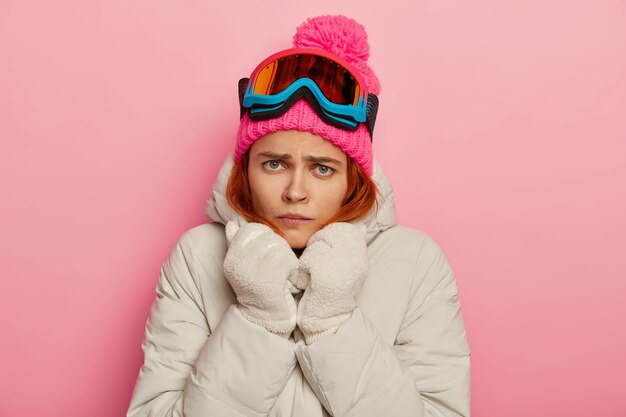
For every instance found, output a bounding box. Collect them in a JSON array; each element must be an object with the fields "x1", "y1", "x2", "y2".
[{"x1": 1, "y1": 0, "x2": 625, "y2": 416}]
